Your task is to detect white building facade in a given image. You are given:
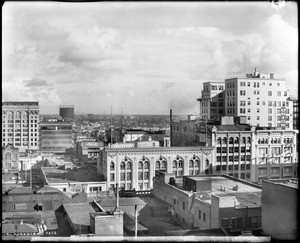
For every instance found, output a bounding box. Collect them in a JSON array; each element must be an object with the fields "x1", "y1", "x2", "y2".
[
  {"x1": 2, "y1": 102, "x2": 39, "y2": 153},
  {"x1": 97, "y1": 146, "x2": 215, "y2": 191},
  {"x1": 225, "y1": 69, "x2": 293, "y2": 128}
]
